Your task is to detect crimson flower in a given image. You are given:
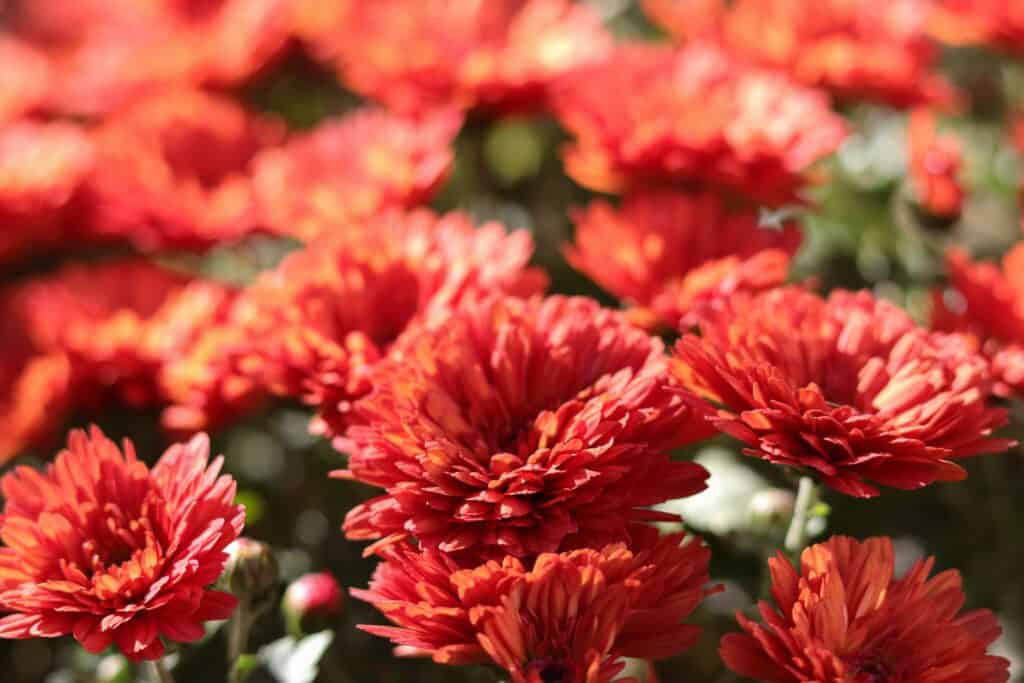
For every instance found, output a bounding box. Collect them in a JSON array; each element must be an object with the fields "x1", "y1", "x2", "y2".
[
  {"x1": 339, "y1": 295, "x2": 712, "y2": 562},
  {"x1": 552, "y1": 43, "x2": 847, "y2": 205},
  {"x1": 644, "y1": 0, "x2": 954, "y2": 108},
  {"x1": 6, "y1": 0, "x2": 290, "y2": 116},
  {"x1": 0, "y1": 289, "x2": 70, "y2": 463},
  {"x1": 0, "y1": 38, "x2": 50, "y2": 124},
  {"x1": 672, "y1": 286, "x2": 1012, "y2": 498},
  {"x1": 566, "y1": 190, "x2": 802, "y2": 330},
  {"x1": 162, "y1": 209, "x2": 547, "y2": 433},
  {"x1": 0, "y1": 120, "x2": 94, "y2": 264},
  {"x1": 300, "y1": 0, "x2": 611, "y2": 114},
  {"x1": 354, "y1": 527, "x2": 717, "y2": 683},
  {"x1": 930, "y1": 0, "x2": 1024, "y2": 56},
  {"x1": 0, "y1": 427, "x2": 244, "y2": 661},
  {"x1": 908, "y1": 109, "x2": 964, "y2": 221},
  {"x1": 932, "y1": 245, "x2": 1024, "y2": 398},
  {"x1": 252, "y1": 108, "x2": 461, "y2": 241},
  {"x1": 12, "y1": 259, "x2": 236, "y2": 410},
  {"x1": 0, "y1": 260, "x2": 236, "y2": 462},
  {"x1": 82, "y1": 88, "x2": 284, "y2": 251},
  {"x1": 720, "y1": 535, "x2": 1009, "y2": 683}
]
